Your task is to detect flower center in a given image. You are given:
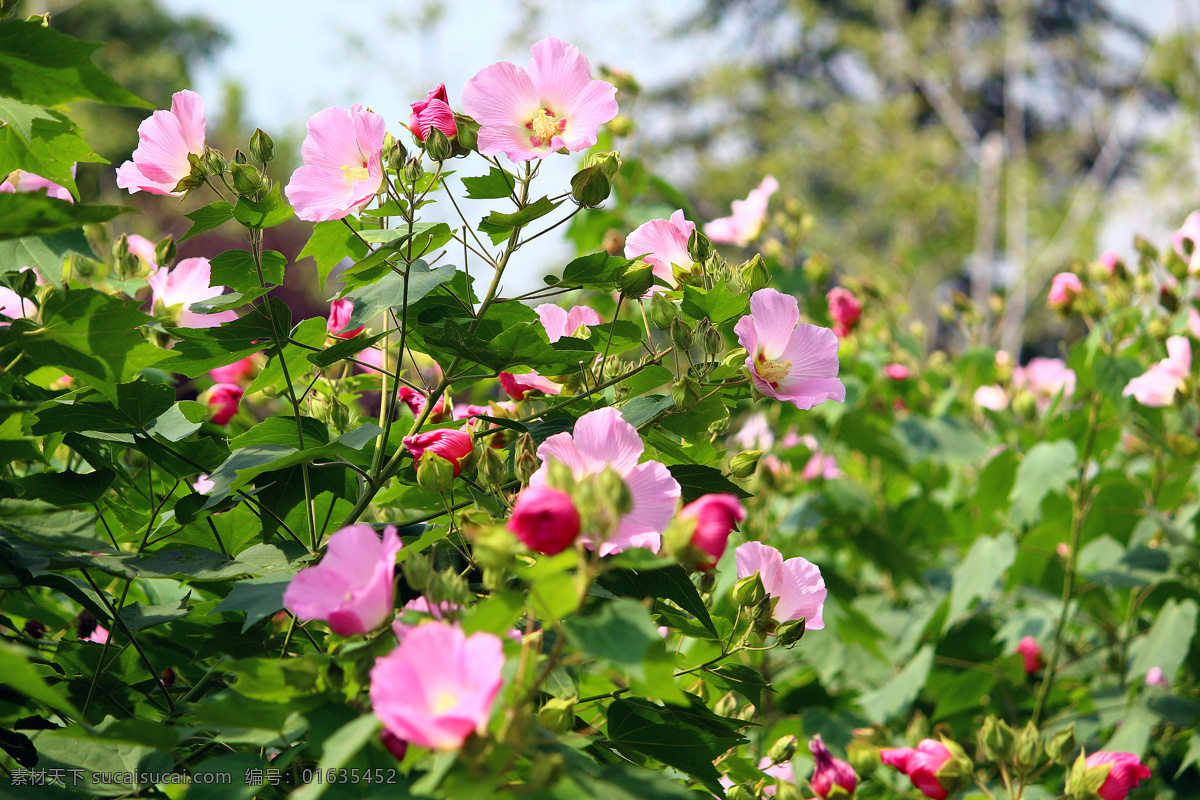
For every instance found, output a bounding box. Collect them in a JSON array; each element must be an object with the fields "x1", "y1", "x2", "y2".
[
  {"x1": 432, "y1": 689, "x2": 458, "y2": 715},
  {"x1": 526, "y1": 109, "x2": 565, "y2": 147},
  {"x1": 341, "y1": 164, "x2": 370, "y2": 184},
  {"x1": 757, "y1": 353, "x2": 791, "y2": 385}
]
